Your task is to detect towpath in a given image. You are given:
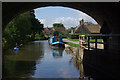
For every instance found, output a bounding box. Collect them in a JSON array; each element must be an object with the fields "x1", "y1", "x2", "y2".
[
  {"x1": 63, "y1": 39, "x2": 79, "y2": 44},
  {"x1": 63, "y1": 38, "x2": 104, "y2": 49}
]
